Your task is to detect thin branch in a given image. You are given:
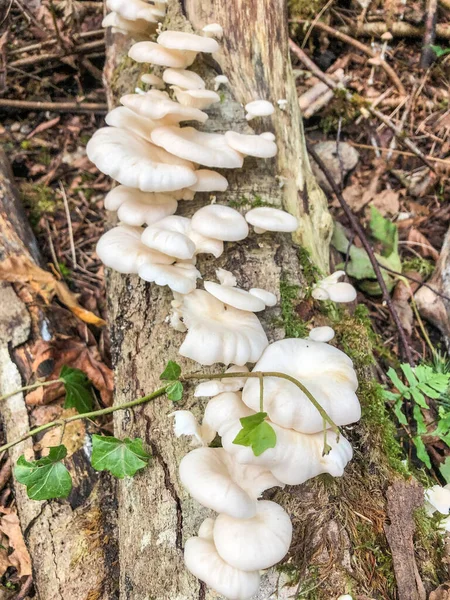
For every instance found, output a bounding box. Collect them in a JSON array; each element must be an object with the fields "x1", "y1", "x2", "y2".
[
  {"x1": 421, "y1": 0, "x2": 439, "y2": 68},
  {"x1": 291, "y1": 19, "x2": 406, "y2": 95},
  {"x1": 59, "y1": 182, "x2": 77, "y2": 268},
  {"x1": 0, "y1": 379, "x2": 62, "y2": 403},
  {"x1": 306, "y1": 142, "x2": 415, "y2": 366},
  {"x1": 338, "y1": 21, "x2": 450, "y2": 40},
  {"x1": 348, "y1": 141, "x2": 450, "y2": 166},
  {"x1": 378, "y1": 264, "x2": 450, "y2": 303},
  {"x1": 0, "y1": 99, "x2": 107, "y2": 114},
  {"x1": 8, "y1": 29, "x2": 104, "y2": 56},
  {"x1": 8, "y1": 39, "x2": 104, "y2": 69},
  {"x1": 288, "y1": 39, "x2": 436, "y2": 173}
]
